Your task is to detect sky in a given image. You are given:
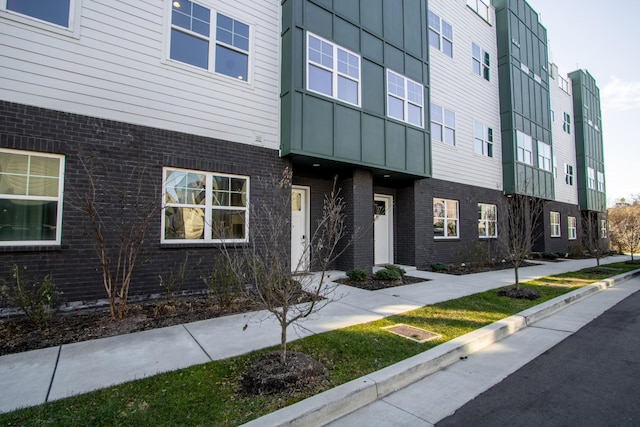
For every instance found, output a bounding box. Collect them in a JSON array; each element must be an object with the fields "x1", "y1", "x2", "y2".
[{"x1": 527, "y1": 0, "x2": 640, "y2": 205}]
